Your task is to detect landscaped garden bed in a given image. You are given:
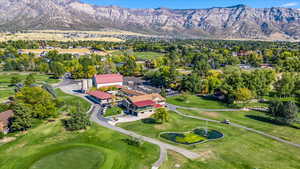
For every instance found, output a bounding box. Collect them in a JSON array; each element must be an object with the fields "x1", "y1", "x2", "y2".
[
  {"x1": 104, "y1": 106, "x2": 123, "y2": 117},
  {"x1": 160, "y1": 128, "x2": 223, "y2": 145}
]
